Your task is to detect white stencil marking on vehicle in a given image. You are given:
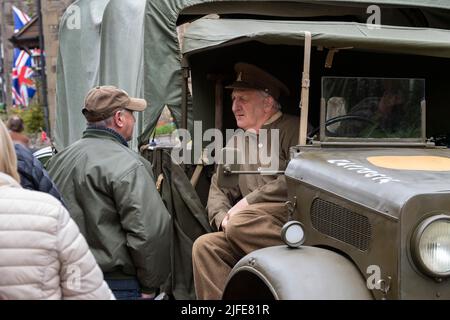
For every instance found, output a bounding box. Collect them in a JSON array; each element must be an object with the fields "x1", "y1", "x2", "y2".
[{"x1": 328, "y1": 160, "x2": 400, "y2": 184}]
